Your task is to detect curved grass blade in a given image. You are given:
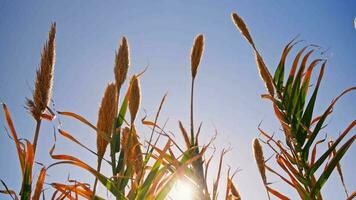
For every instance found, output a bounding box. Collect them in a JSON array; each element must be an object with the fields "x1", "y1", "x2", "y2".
[
  {"x1": 48, "y1": 145, "x2": 126, "y2": 199},
  {"x1": 309, "y1": 120, "x2": 355, "y2": 175},
  {"x1": 32, "y1": 168, "x2": 46, "y2": 200},
  {"x1": 266, "y1": 186, "x2": 290, "y2": 200},
  {"x1": 311, "y1": 135, "x2": 355, "y2": 197},
  {"x1": 58, "y1": 111, "x2": 112, "y2": 143}
]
